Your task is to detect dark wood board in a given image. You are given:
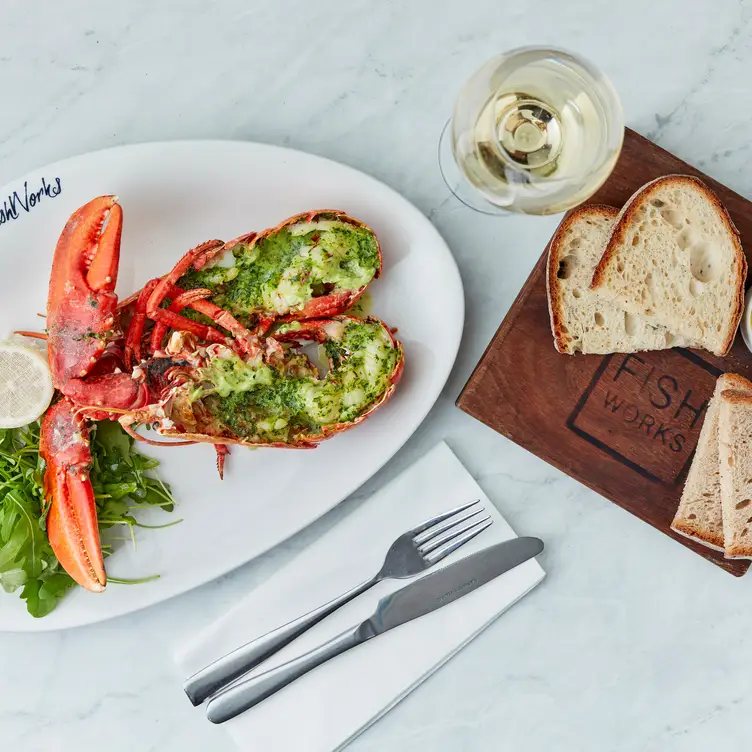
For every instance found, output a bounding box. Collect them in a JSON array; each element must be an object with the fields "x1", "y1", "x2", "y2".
[{"x1": 457, "y1": 128, "x2": 752, "y2": 576}]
